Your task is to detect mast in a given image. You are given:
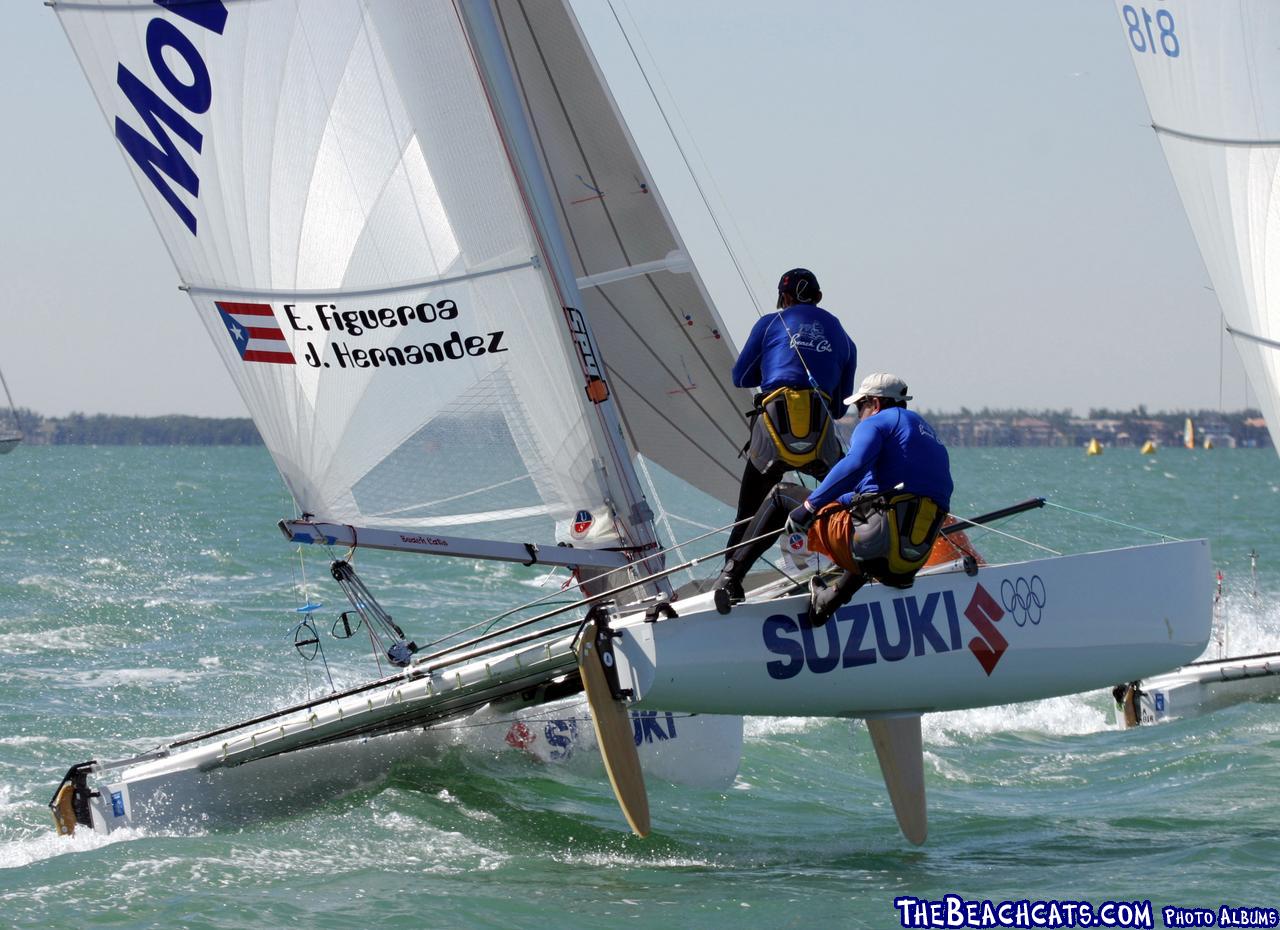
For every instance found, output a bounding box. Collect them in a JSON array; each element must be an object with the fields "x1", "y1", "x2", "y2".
[{"x1": 456, "y1": 0, "x2": 669, "y2": 595}]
